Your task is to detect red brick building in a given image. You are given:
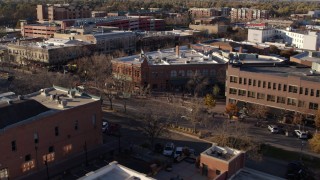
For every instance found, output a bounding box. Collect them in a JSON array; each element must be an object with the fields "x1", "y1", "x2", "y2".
[
  {"x1": 200, "y1": 145, "x2": 245, "y2": 179},
  {"x1": 0, "y1": 86, "x2": 103, "y2": 179},
  {"x1": 112, "y1": 45, "x2": 228, "y2": 92}
]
